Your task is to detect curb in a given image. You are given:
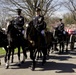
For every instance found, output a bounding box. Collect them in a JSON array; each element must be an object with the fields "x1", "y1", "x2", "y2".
[
  {"x1": 0, "y1": 55, "x2": 5, "y2": 58},
  {"x1": 0, "y1": 52, "x2": 23, "y2": 58}
]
